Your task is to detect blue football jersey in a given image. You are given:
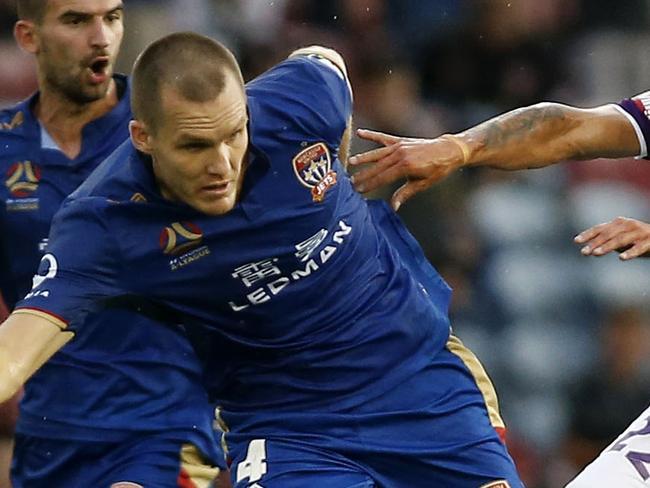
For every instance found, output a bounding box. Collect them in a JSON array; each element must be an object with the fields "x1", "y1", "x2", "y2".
[
  {"x1": 17, "y1": 57, "x2": 453, "y2": 437},
  {"x1": 1, "y1": 77, "x2": 218, "y2": 459}
]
